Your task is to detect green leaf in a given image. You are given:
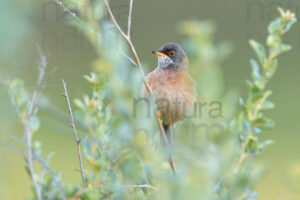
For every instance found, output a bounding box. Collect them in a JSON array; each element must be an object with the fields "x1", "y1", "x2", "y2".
[
  {"x1": 82, "y1": 137, "x2": 91, "y2": 158},
  {"x1": 74, "y1": 99, "x2": 85, "y2": 111},
  {"x1": 259, "y1": 140, "x2": 274, "y2": 151},
  {"x1": 81, "y1": 187, "x2": 101, "y2": 200},
  {"x1": 284, "y1": 19, "x2": 297, "y2": 33},
  {"x1": 262, "y1": 100, "x2": 275, "y2": 110},
  {"x1": 29, "y1": 116, "x2": 40, "y2": 133},
  {"x1": 272, "y1": 44, "x2": 292, "y2": 54},
  {"x1": 261, "y1": 90, "x2": 273, "y2": 101},
  {"x1": 265, "y1": 59, "x2": 278, "y2": 79},
  {"x1": 254, "y1": 117, "x2": 275, "y2": 130},
  {"x1": 267, "y1": 35, "x2": 281, "y2": 48},
  {"x1": 250, "y1": 59, "x2": 262, "y2": 82},
  {"x1": 249, "y1": 40, "x2": 266, "y2": 64},
  {"x1": 268, "y1": 18, "x2": 281, "y2": 34}
]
